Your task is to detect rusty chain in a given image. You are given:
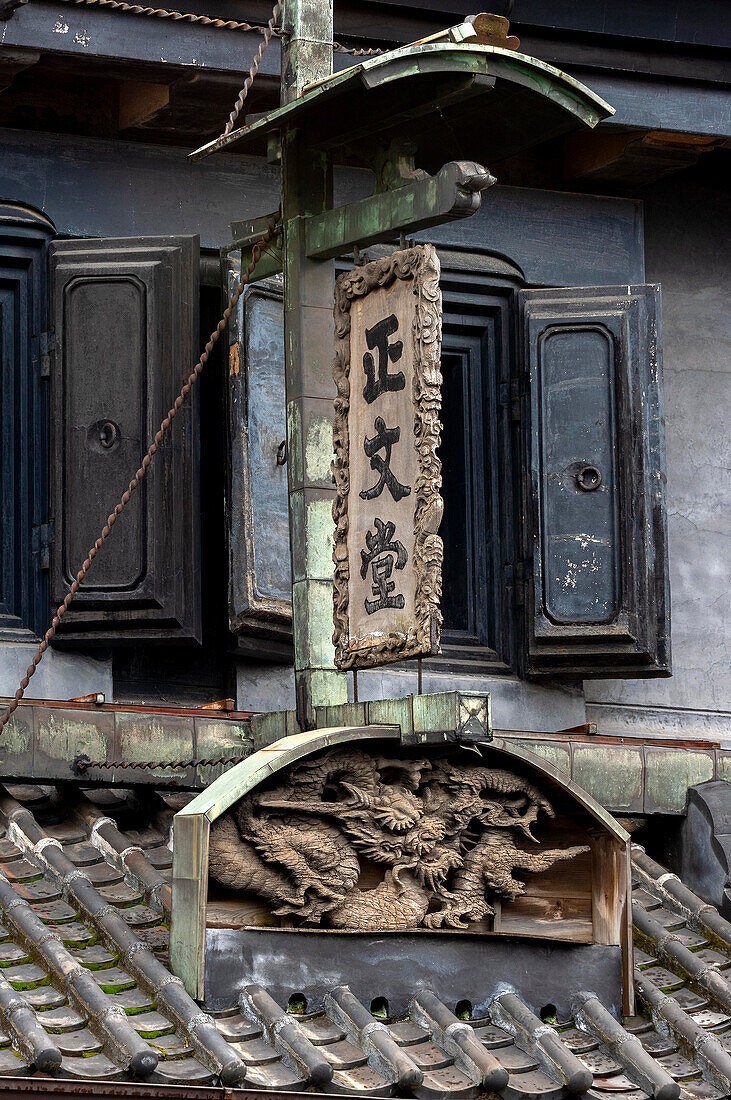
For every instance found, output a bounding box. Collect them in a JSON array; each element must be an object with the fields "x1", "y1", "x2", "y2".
[
  {"x1": 333, "y1": 44, "x2": 384, "y2": 55},
  {"x1": 0, "y1": 219, "x2": 280, "y2": 738},
  {"x1": 1, "y1": 0, "x2": 378, "y2": 740},
  {"x1": 221, "y1": 0, "x2": 281, "y2": 138},
  {"x1": 52, "y1": 0, "x2": 383, "y2": 54},
  {"x1": 74, "y1": 754, "x2": 246, "y2": 773},
  {"x1": 56, "y1": 0, "x2": 278, "y2": 32}
]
